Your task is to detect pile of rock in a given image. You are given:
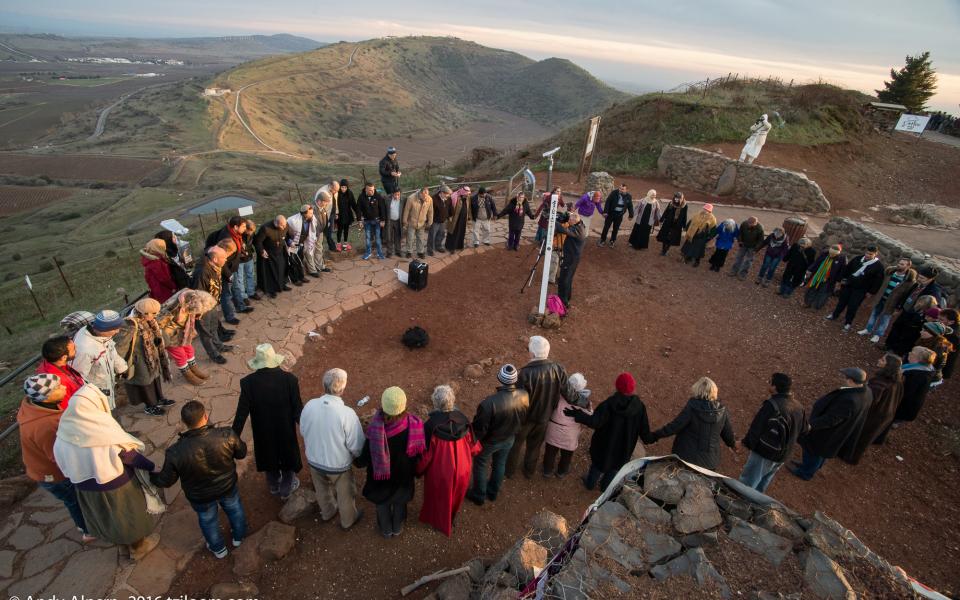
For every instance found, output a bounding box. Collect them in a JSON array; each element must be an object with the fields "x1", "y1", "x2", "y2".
[
  {"x1": 873, "y1": 203, "x2": 960, "y2": 229},
  {"x1": 584, "y1": 172, "x2": 615, "y2": 199},
  {"x1": 463, "y1": 458, "x2": 926, "y2": 599}
]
